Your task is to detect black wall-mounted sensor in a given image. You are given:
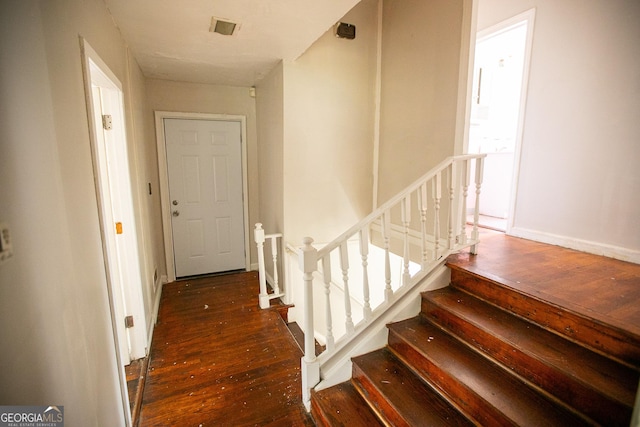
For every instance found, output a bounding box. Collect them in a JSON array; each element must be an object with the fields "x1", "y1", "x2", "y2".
[{"x1": 336, "y1": 22, "x2": 356, "y2": 40}]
